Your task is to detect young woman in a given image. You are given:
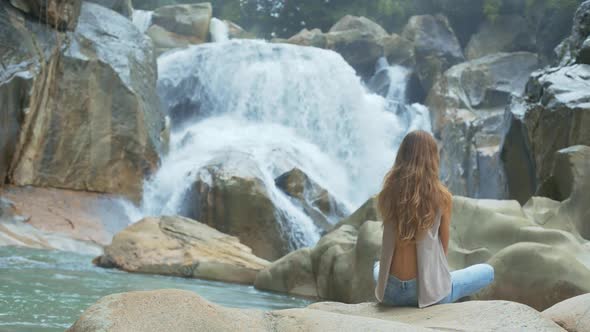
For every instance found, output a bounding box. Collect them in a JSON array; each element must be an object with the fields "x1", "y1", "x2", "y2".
[{"x1": 375, "y1": 130, "x2": 494, "y2": 308}]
